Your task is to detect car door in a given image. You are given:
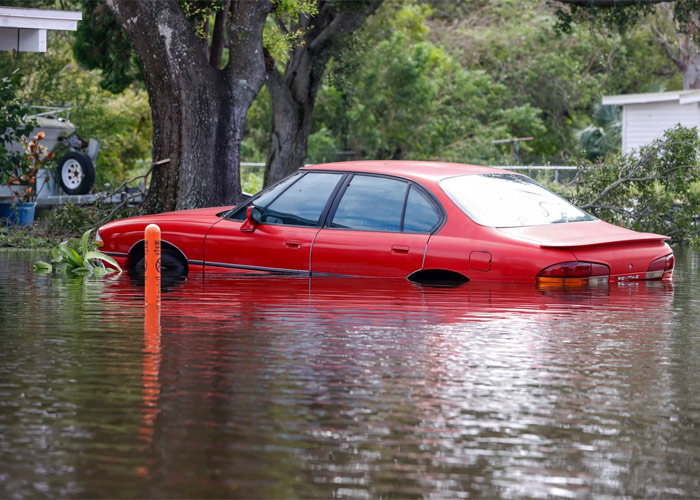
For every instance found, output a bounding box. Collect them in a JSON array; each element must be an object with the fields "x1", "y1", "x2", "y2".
[
  {"x1": 311, "y1": 174, "x2": 443, "y2": 277},
  {"x1": 203, "y1": 172, "x2": 344, "y2": 273}
]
